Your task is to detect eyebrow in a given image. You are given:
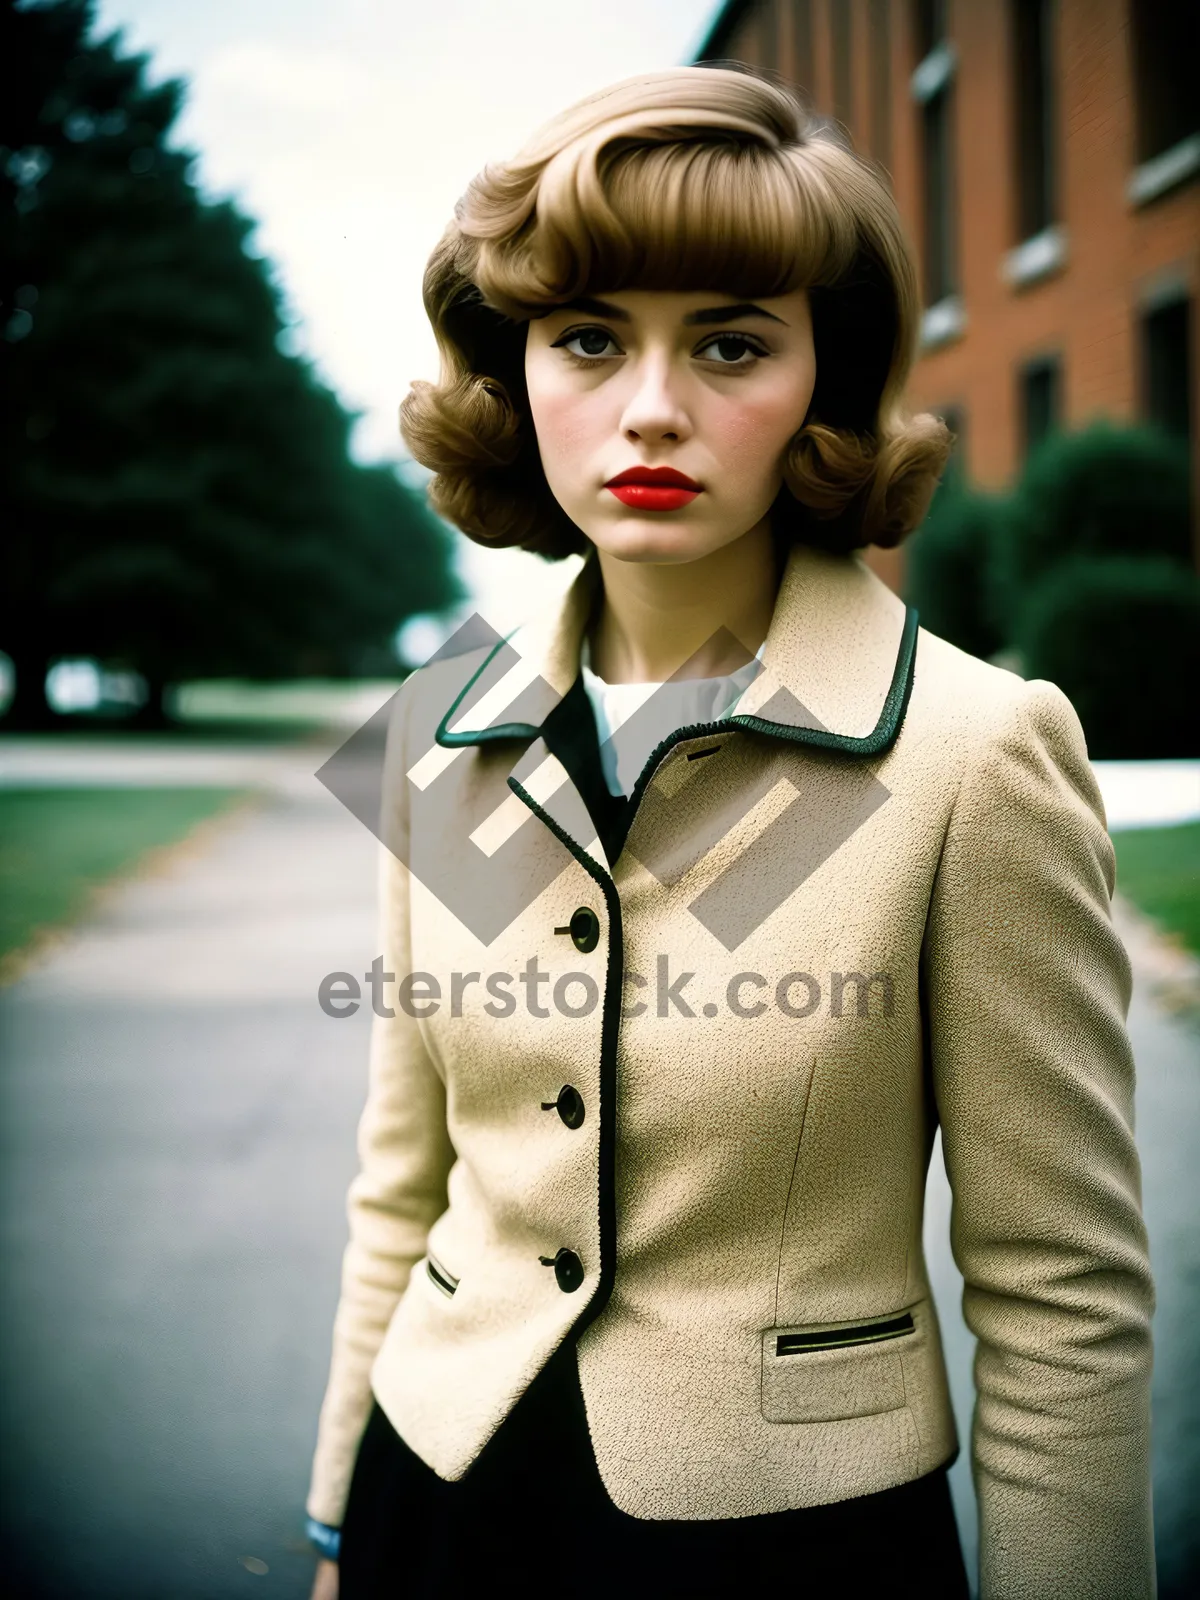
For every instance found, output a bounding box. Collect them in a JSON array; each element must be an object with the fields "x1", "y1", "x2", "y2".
[{"x1": 554, "y1": 296, "x2": 787, "y2": 327}]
